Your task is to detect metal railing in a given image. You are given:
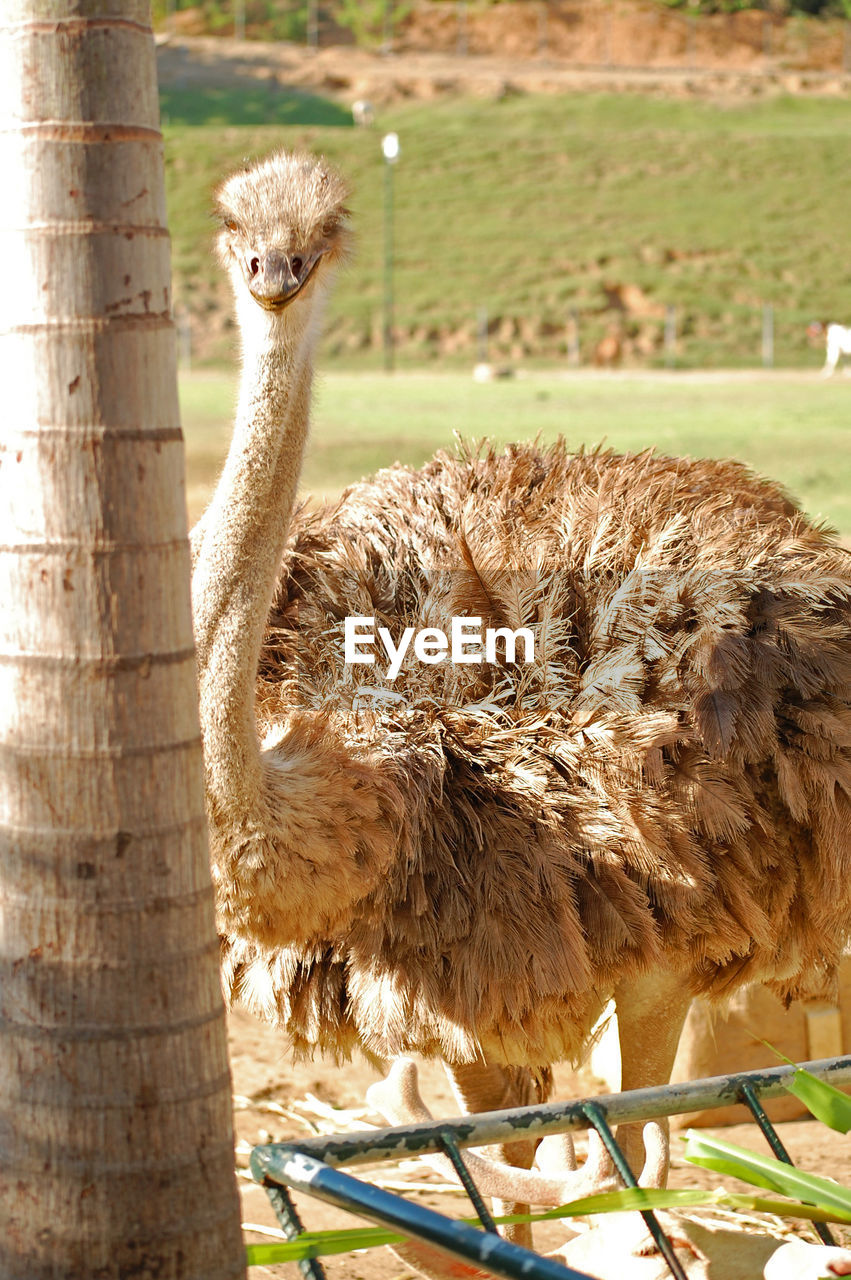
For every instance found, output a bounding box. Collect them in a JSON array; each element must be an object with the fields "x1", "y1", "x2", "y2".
[{"x1": 251, "y1": 1054, "x2": 851, "y2": 1280}]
